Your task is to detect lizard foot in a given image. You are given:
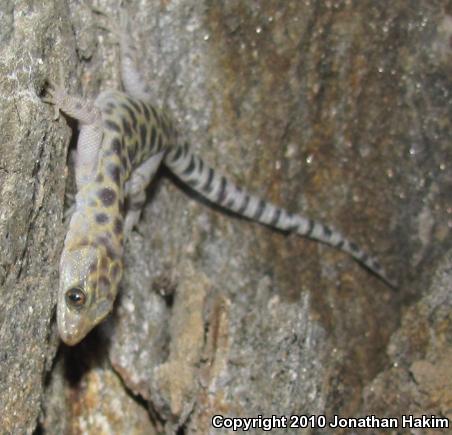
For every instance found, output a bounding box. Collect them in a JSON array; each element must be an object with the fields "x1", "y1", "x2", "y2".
[{"x1": 42, "y1": 64, "x2": 68, "y2": 120}]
